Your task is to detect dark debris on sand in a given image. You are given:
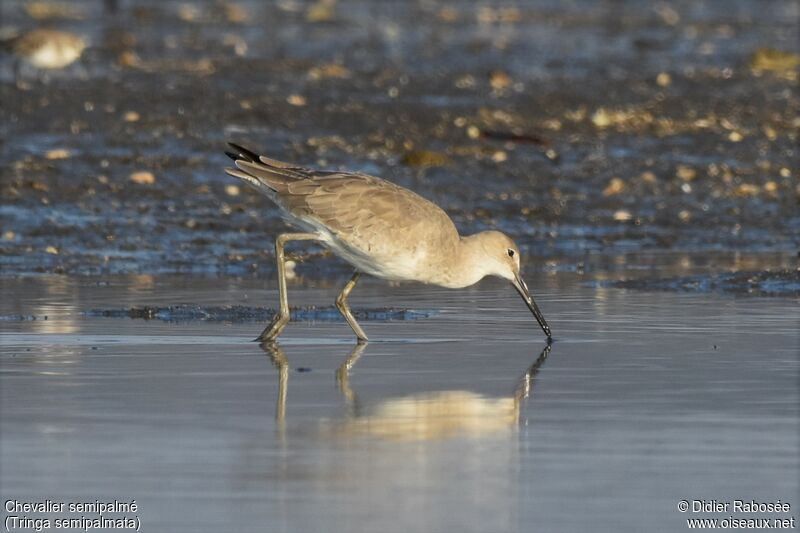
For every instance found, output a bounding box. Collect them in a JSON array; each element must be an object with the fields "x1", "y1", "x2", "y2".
[
  {"x1": 591, "y1": 269, "x2": 800, "y2": 296},
  {"x1": 84, "y1": 305, "x2": 435, "y2": 323}
]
